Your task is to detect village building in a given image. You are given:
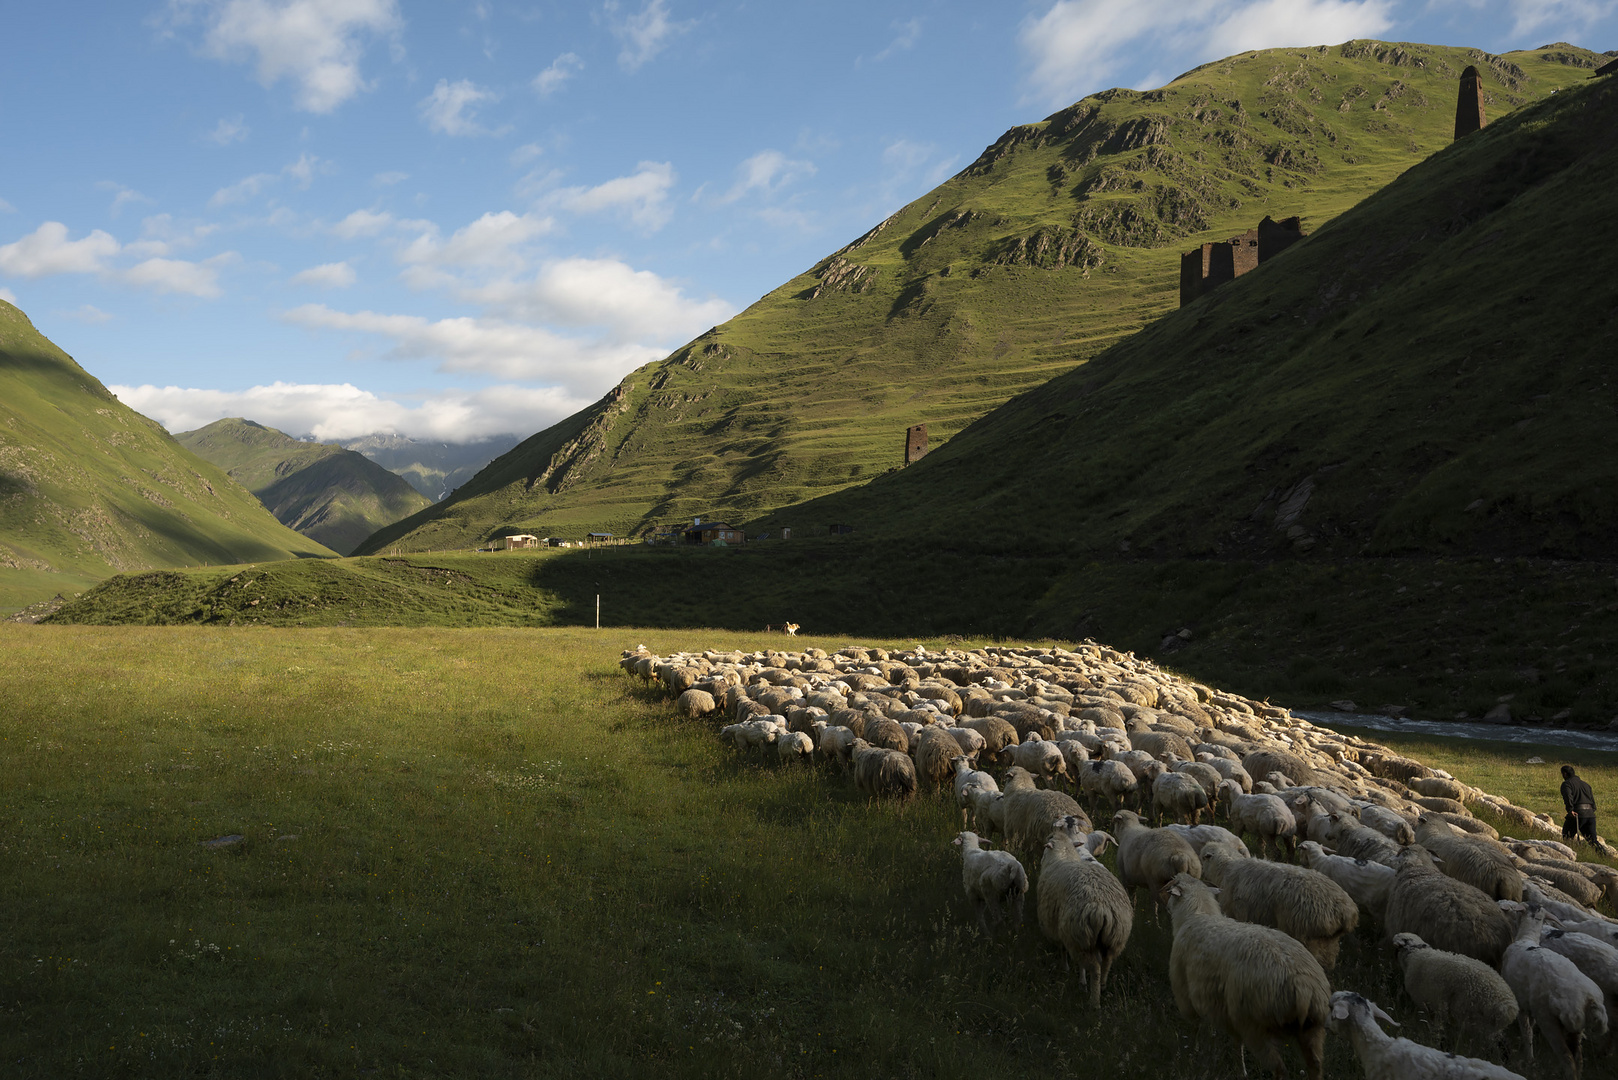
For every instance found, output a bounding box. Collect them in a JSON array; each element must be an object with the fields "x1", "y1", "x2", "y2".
[
  {"x1": 684, "y1": 519, "x2": 745, "y2": 545},
  {"x1": 502, "y1": 534, "x2": 540, "y2": 550}
]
